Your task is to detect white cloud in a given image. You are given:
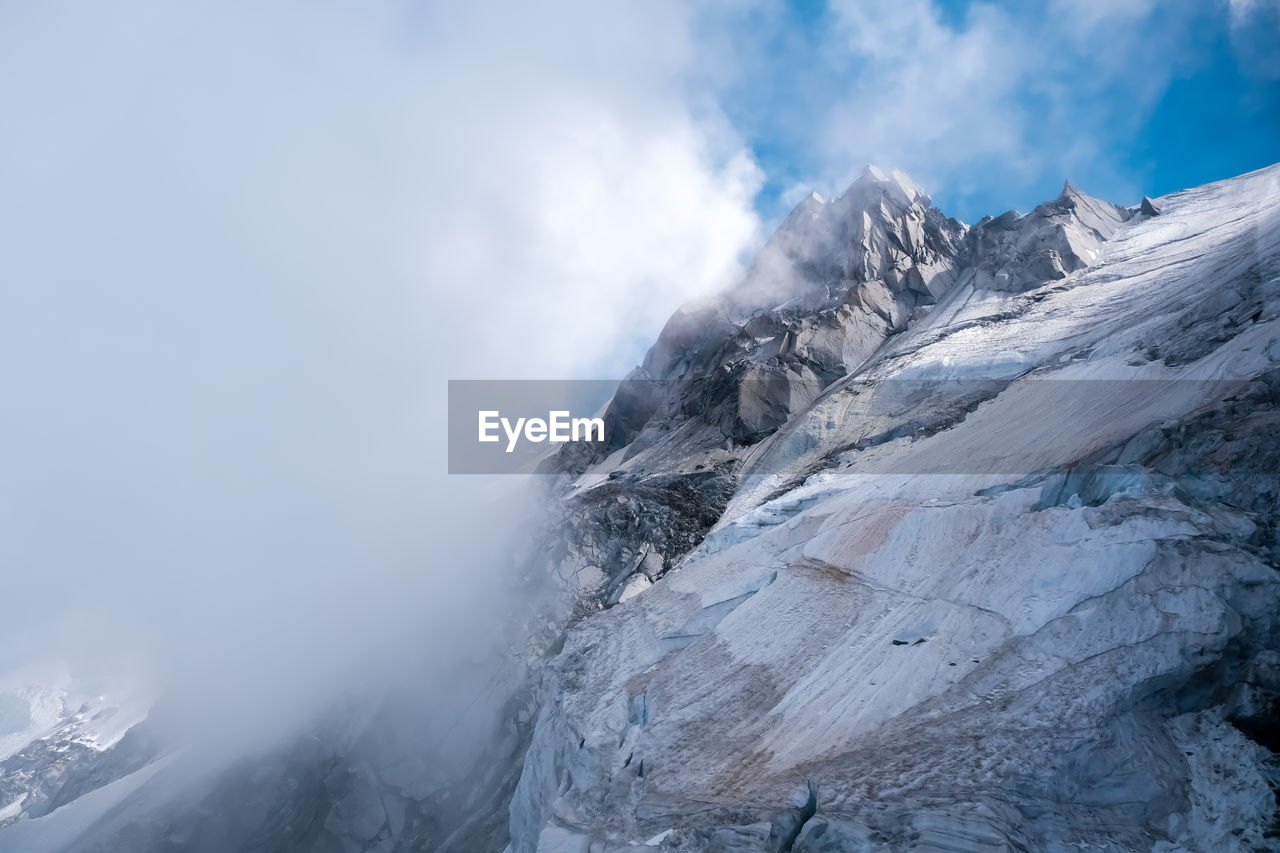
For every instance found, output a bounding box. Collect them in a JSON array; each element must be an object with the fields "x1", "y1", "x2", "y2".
[
  {"x1": 819, "y1": 0, "x2": 1034, "y2": 205},
  {"x1": 0, "y1": 0, "x2": 762, "y2": 742},
  {"x1": 1050, "y1": 0, "x2": 1161, "y2": 34},
  {"x1": 1225, "y1": 0, "x2": 1280, "y2": 77},
  {"x1": 1228, "y1": 0, "x2": 1259, "y2": 22},
  {"x1": 797, "y1": 0, "x2": 1203, "y2": 217}
]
